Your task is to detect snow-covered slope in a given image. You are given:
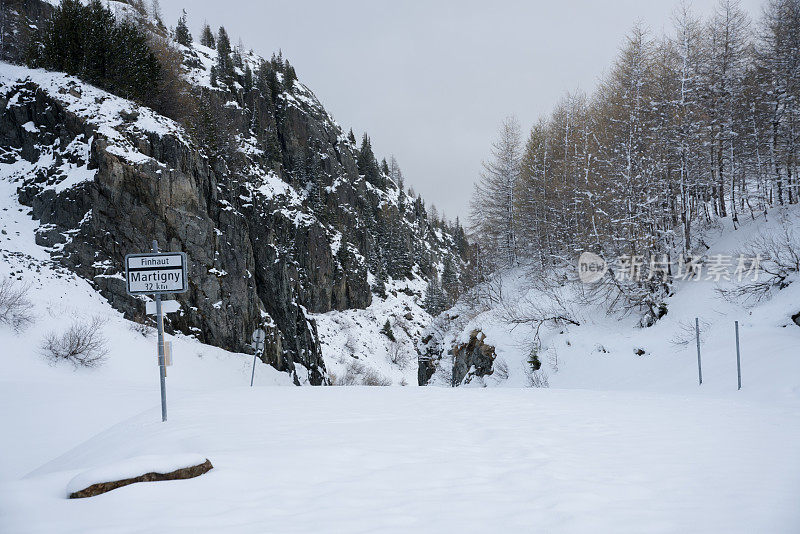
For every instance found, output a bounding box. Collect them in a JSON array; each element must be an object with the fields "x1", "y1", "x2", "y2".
[
  {"x1": 427, "y1": 206, "x2": 800, "y2": 403},
  {"x1": 314, "y1": 276, "x2": 431, "y2": 386},
  {"x1": 0, "y1": 170, "x2": 292, "y2": 481}
]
